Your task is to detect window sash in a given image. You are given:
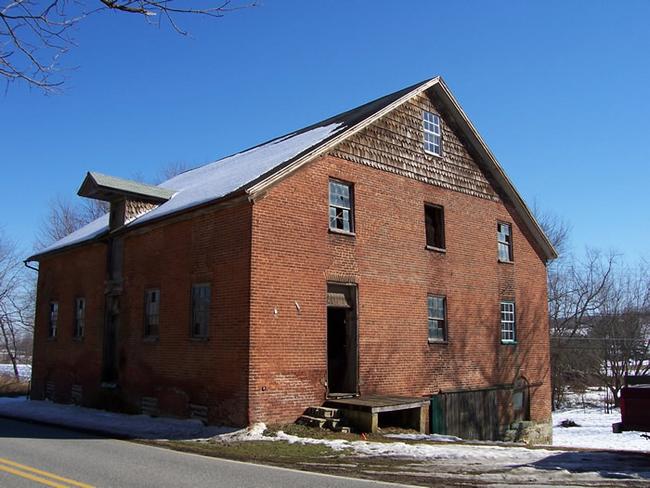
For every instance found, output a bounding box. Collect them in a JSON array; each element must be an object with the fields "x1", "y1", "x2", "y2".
[
  {"x1": 191, "y1": 284, "x2": 211, "y2": 338},
  {"x1": 423, "y1": 111, "x2": 442, "y2": 155},
  {"x1": 497, "y1": 223, "x2": 512, "y2": 261},
  {"x1": 329, "y1": 180, "x2": 354, "y2": 232},
  {"x1": 427, "y1": 295, "x2": 446, "y2": 341},
  {"x1": 49, "y1": 302, "x2": 58, "y2": 338},
  {"x1": 500, "y1": 301, "x2": 516, "y2": 342},
  {"x1": 74, "y1": 298, "x2": 85, "y2": 338},
  {"x1": 144, "y1": 289, "x2": 160, "y2": 337}
]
